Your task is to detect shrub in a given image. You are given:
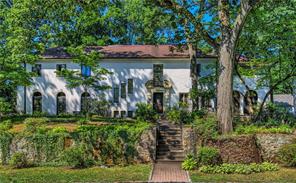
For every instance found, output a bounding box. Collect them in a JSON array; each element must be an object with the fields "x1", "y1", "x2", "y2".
[
  {"x1": 50, "y1": 127, "x2": 68, "y2": 134},
  {"x1": 194, "y1": 115, "x2": 218, "y2": 140},
  {"x1": 167, "y1": 107, "x2": 181, "y2": 124},
  {"x1": 9, "y1": 152, "x2": 29, "y2": 168},
  {"x1": 278, "y1": 143, "x2": 296, "y2": 167},
  {"x1": 235, "y1": 125, "x2": 293, "y2": 134},
  {"x1": 61, "y1": 145, "x2": 94, "y2": 168},
  {"x1": 0, "y1": 120, "x2": 13, "y2": 131},
  {"x1": 135, "y1": 103, "x2": 158, "y2": 122},
  {"x1": 197, "y1": 146, "x2": 221, "y2": 166},
  {"x1": 199, "y1": 162, "x2": 279, "y2": 174},
  {"x1": 24, "y1": 117, "x2": 49, "y2": 133},
  {"x1": 77, "y1": 118, "x2": 90, "y2": 126},
  {"x1": 182, "y1": 154, "x2": 198, "y2": 170}
]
